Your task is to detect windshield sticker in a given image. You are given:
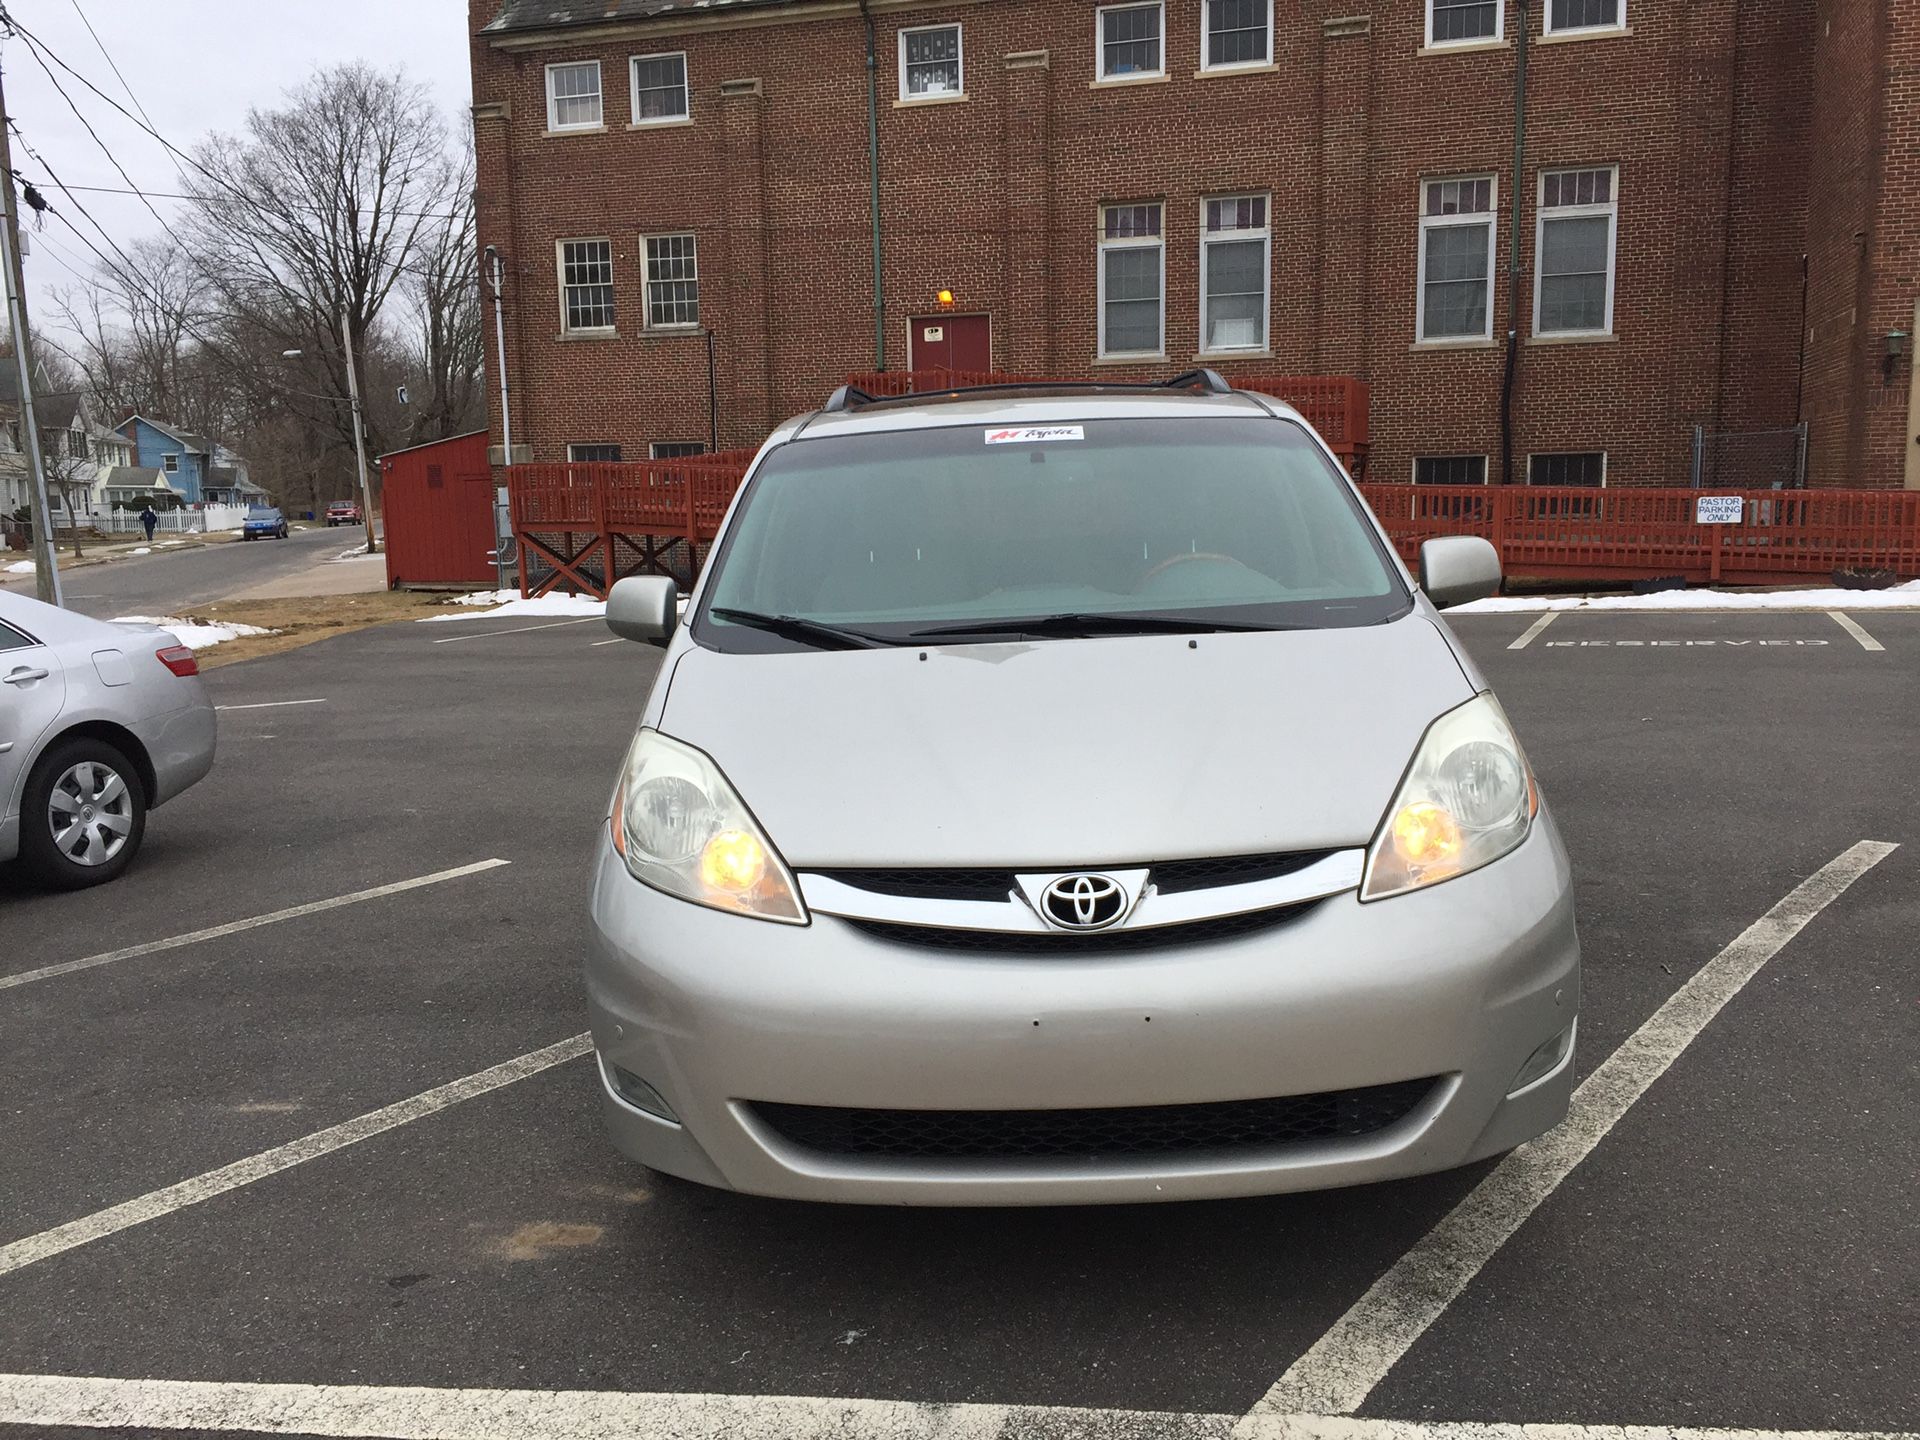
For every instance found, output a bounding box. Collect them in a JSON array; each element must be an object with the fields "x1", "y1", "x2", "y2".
[{"x1": 985, "y1": 426, "x2": 1085, "y2": 445}]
